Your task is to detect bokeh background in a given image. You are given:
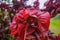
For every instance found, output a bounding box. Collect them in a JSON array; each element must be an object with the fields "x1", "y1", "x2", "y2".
[
  {"x1": 50, "y1": 14, "x2": 60, "y2": 36},
  {"x1": 0, "y1": 0, "x2": 60, "y2": 40}
]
